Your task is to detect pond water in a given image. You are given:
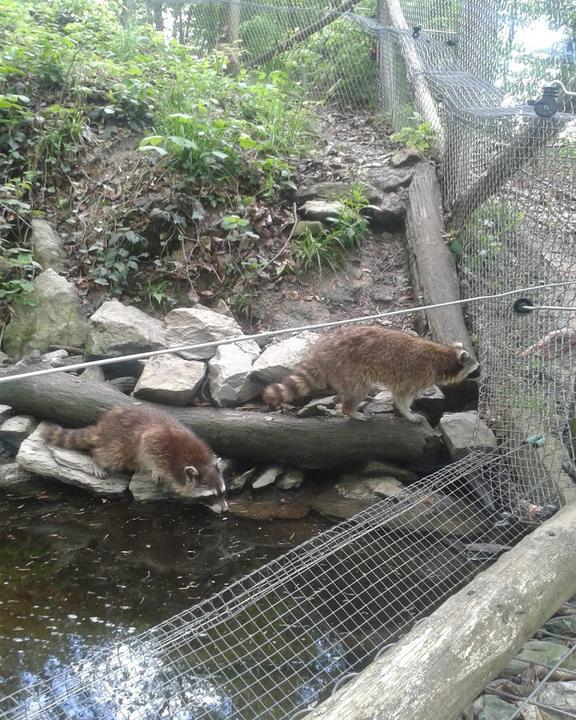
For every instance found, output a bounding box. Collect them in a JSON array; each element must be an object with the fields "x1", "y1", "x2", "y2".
[{"x1": 0, "y1": 481, "x2": 328, "y2": 701}]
